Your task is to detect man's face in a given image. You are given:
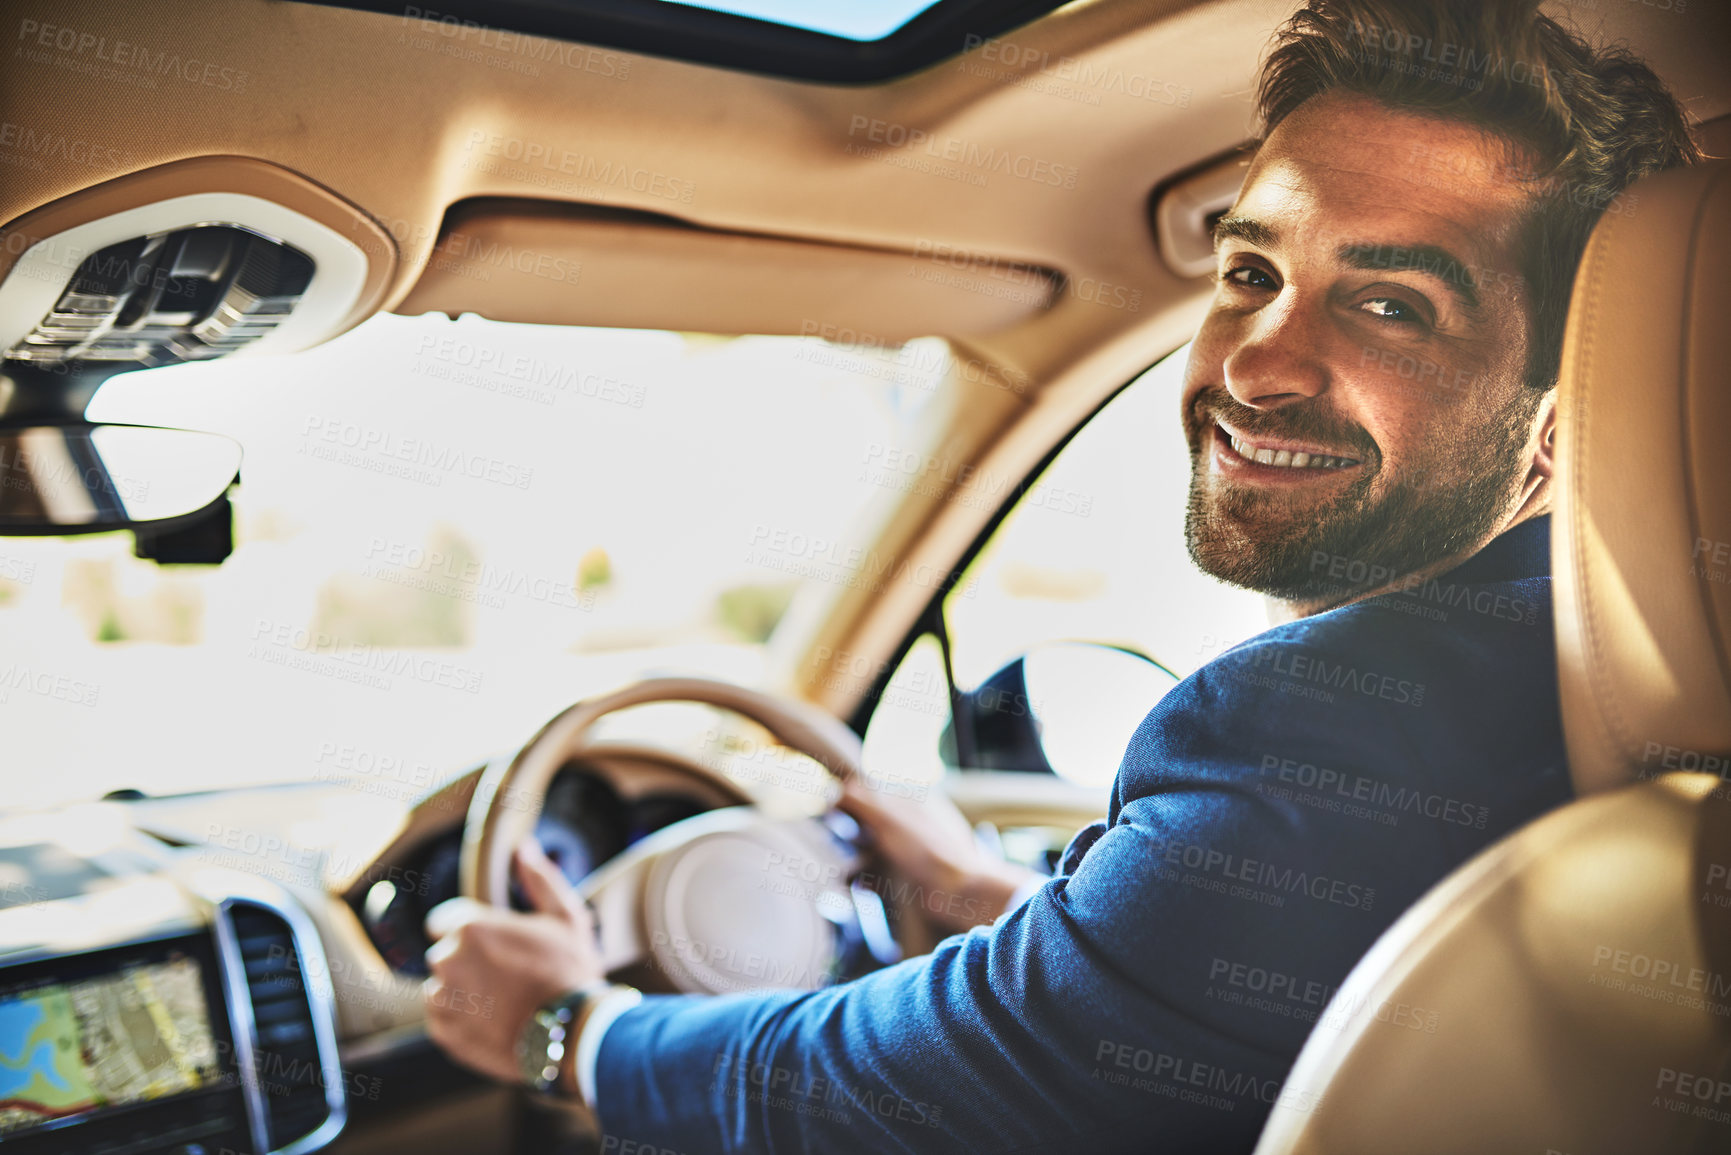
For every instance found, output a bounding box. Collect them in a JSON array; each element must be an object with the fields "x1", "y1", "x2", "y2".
[{"x1": 1182, "y1": 92, "x2": 1548, "y2": 605}]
